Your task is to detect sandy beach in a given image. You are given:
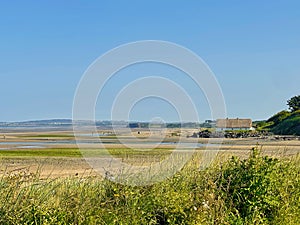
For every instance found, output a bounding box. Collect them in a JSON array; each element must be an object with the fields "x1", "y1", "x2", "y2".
[{"x1": 1, "y1": 129, "x2": 299, "y2": 178}]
